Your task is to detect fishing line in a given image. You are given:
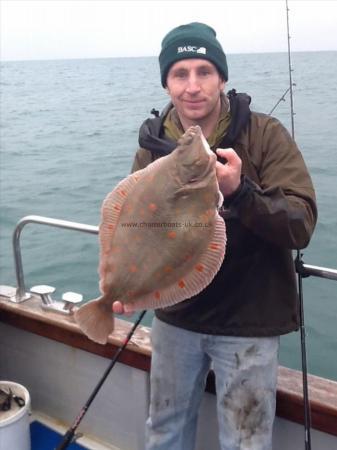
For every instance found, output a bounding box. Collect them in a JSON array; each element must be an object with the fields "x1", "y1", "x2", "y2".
[{"x1": 55, "y1": 309, "x2": 147, "y2": 450}]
